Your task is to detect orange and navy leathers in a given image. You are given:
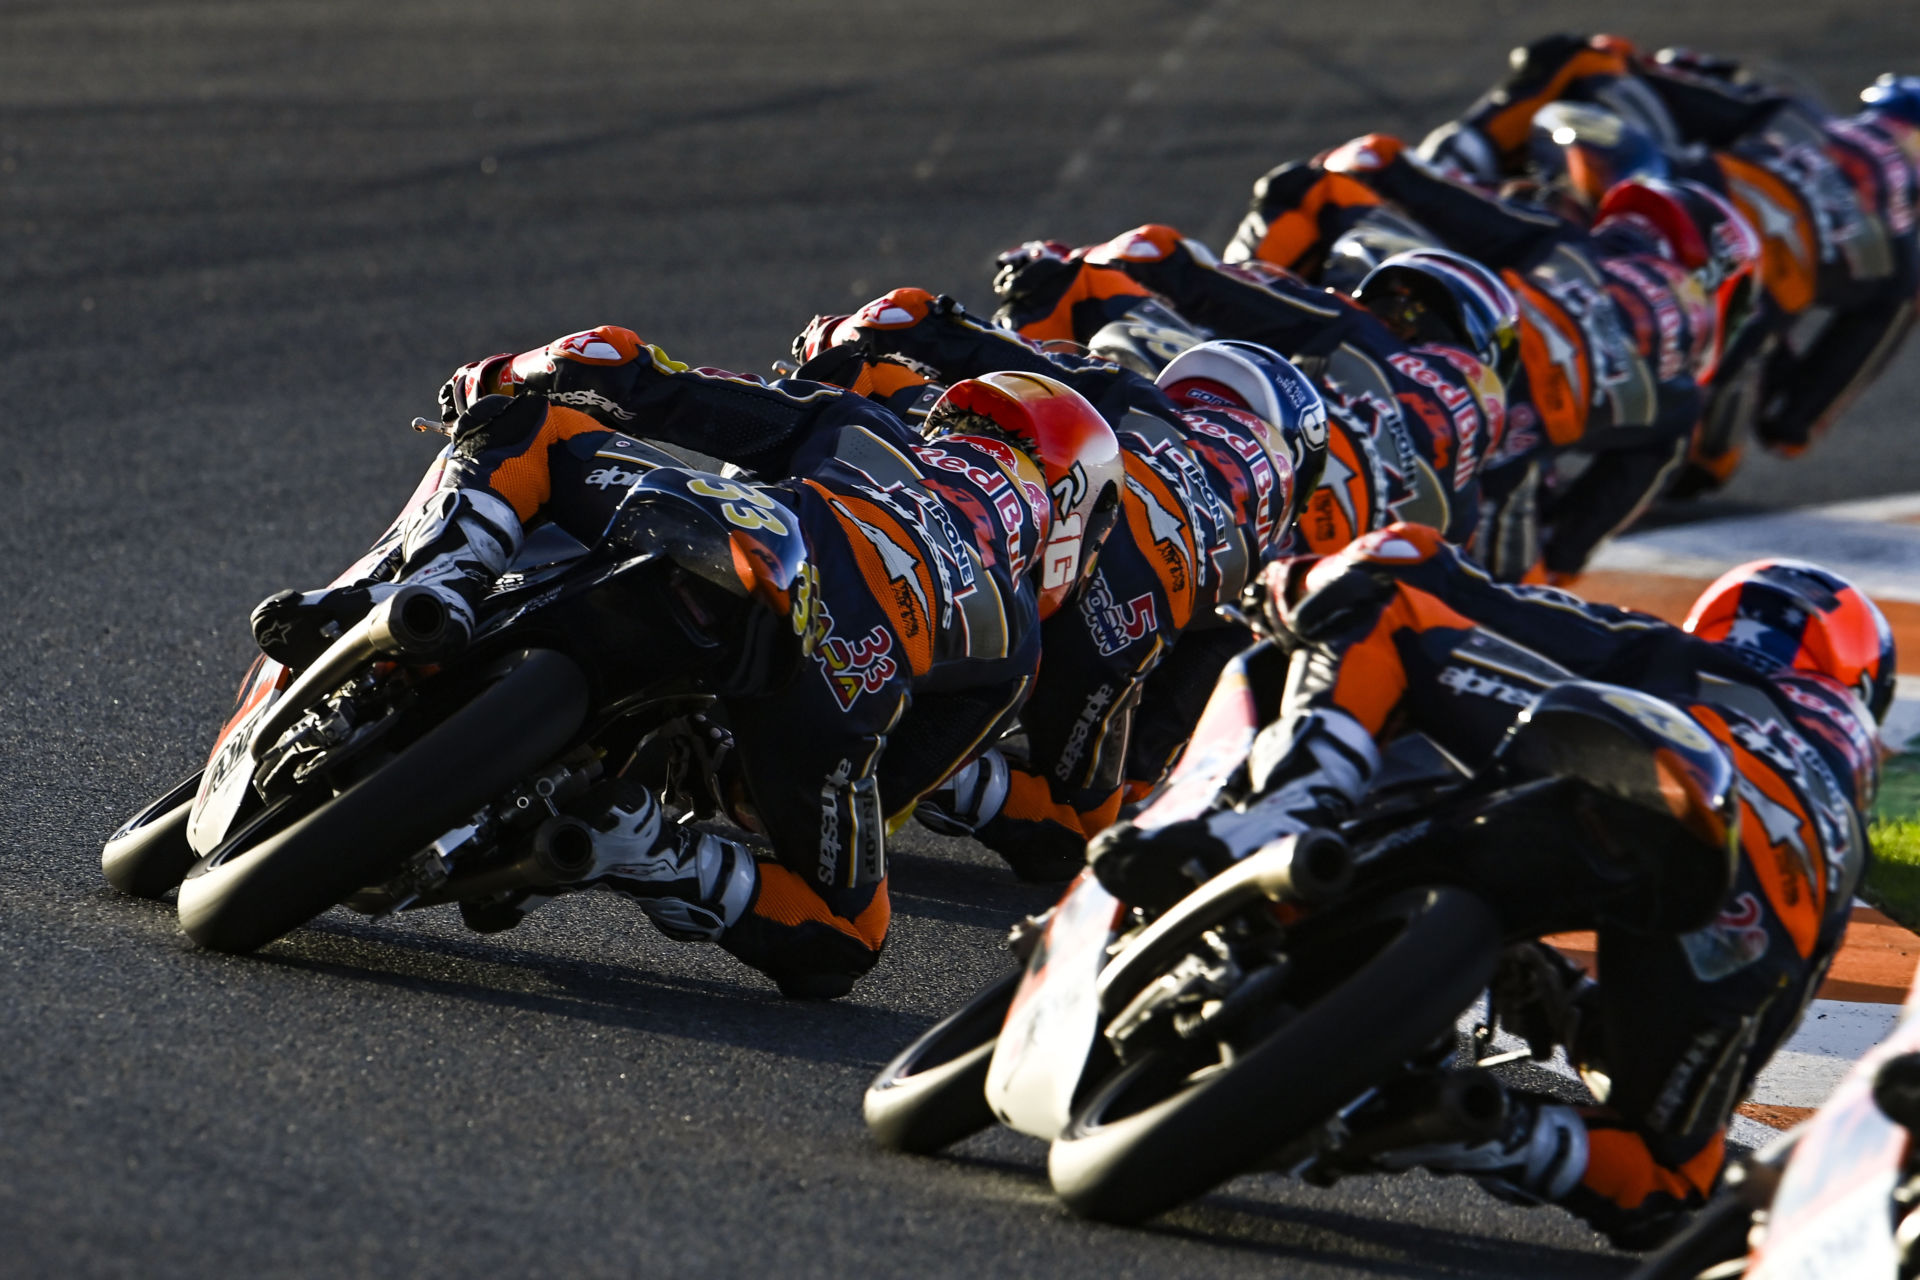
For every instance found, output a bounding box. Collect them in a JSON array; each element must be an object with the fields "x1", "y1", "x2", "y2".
[
  {"x1": 995, "y1": 225, "x2": 1494, "y2": 556},
  {"x1": 1268, "y1": 523, "x2": 1877, "y2": 1244},
  {"x1": 1333, "y1": 156, "x2": 1709, "y2": 577},
  {"x1": 436, "y1": 330, "x2": 1045, "y2": 992},
  {"x1": 795, "y1": 289, "x2": 1292, "y2": 873},
  {"x1": 1441, "y1": 34, "x2": 1920, "y2": 457}
]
